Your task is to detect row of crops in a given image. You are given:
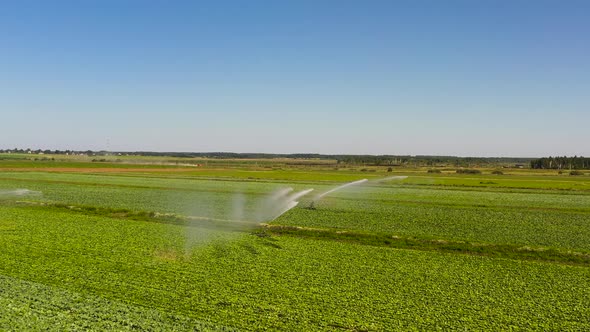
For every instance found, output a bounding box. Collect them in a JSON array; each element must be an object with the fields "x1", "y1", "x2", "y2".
[
  {"x1": 0, "y1": 274, "x2": 221, "y2": 331},
  {"x1": 1, "y1": 172, "x2": 589, "y2": 251},
  {"x1": 0, "y1": 205, "x2": 588, "y2": 330}
]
